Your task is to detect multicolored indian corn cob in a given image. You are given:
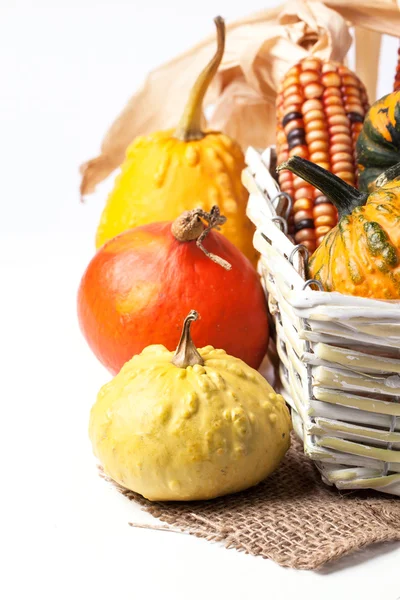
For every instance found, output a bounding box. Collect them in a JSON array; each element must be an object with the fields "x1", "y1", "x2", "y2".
[
  {"x1": 276, "y1": 57, "x2": 369, "y2": 252},
  {"x1": 394, "y1": 44, "x2": 400, "y2": 92}
]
